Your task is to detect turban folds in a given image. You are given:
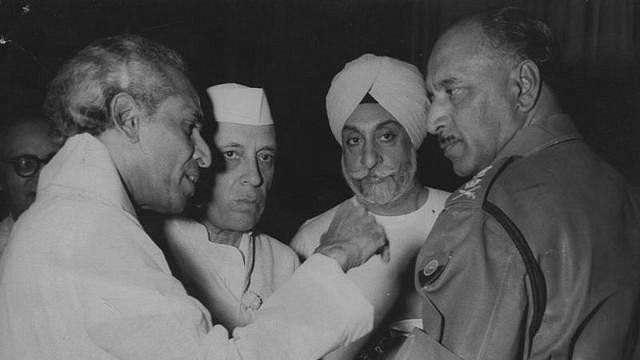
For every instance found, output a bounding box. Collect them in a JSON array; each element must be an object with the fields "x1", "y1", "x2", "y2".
[
  {"x1": 326, "y1": 54, "x2": 429, "y2": 148},
  {"x1": 207, "y1": 83, "x2": 274, "y2": 126}
]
